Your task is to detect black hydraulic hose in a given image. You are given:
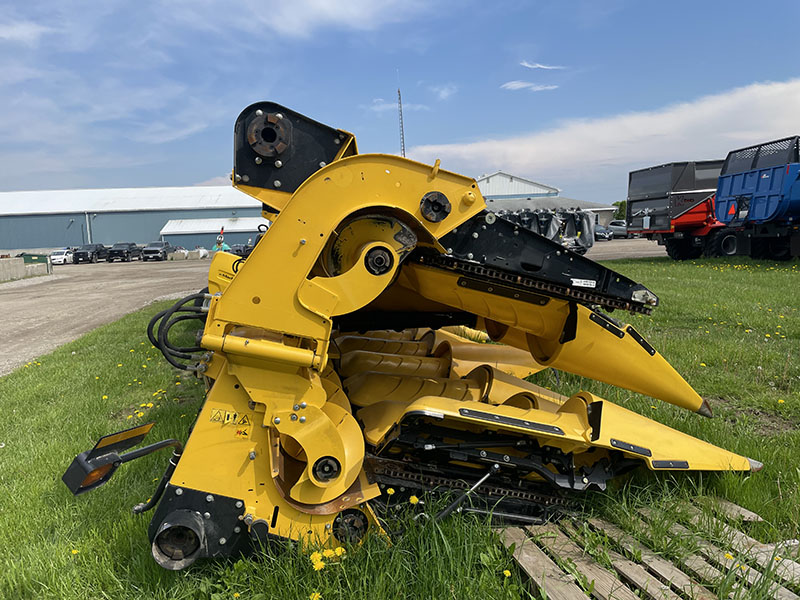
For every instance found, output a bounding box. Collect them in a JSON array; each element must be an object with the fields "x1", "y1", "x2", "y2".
[
  {"x1": 157, "y1": 293, "x2": 209, "y2": 370},
  {"x1": 162, "y1": 313, "x2": 206, "y2": 353},
  {"x1": 132, "y1": 445, "x2": 183, "y2": 514},
  {"x1": 147, "y1": 306, "x2": 204, "y2": 348}
]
